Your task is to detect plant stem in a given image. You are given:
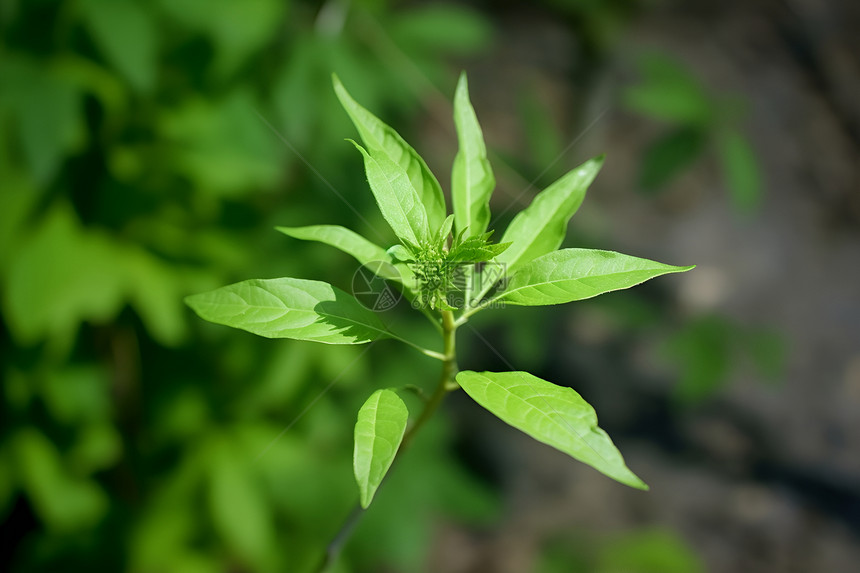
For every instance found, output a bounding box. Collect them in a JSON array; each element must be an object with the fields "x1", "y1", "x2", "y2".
[
  {"x1": 399, "y1": 310, "x2": 458, "y2": 451},
  {"x1": 314, "y1": 310, "x2": 459, "y2": 572}
]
